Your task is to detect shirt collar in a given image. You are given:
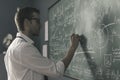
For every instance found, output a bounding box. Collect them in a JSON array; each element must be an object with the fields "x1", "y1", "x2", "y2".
[{"x1": 16, "y1": 32, "x2": 34, "y2": 44}]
